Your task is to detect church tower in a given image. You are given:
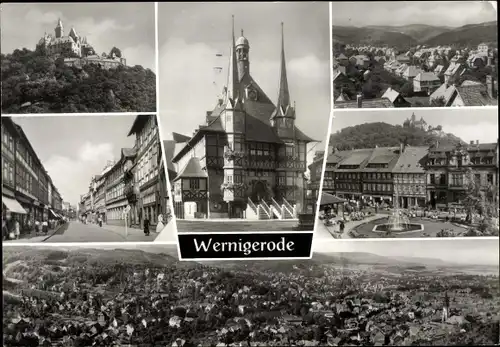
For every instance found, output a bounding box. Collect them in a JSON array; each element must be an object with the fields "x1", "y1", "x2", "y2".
[
  {"x1": 271, "y1": 22, "x2": 295, "y2": 139},
  {"x1": 55, "y1": 19, "x2": 64, "y2": 38},
  {"x1": 221, "y1": 16, "x2": 246, "y2": 208},
  {"x1": 235, "y1": 29, "x2": 249, "y2": 80}
]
